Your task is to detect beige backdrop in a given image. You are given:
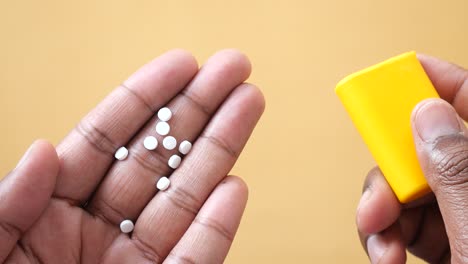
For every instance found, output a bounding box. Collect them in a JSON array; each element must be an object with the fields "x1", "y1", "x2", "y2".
[{"x1": 1, "y1": 1, "x2": 467, "y2": 263}]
